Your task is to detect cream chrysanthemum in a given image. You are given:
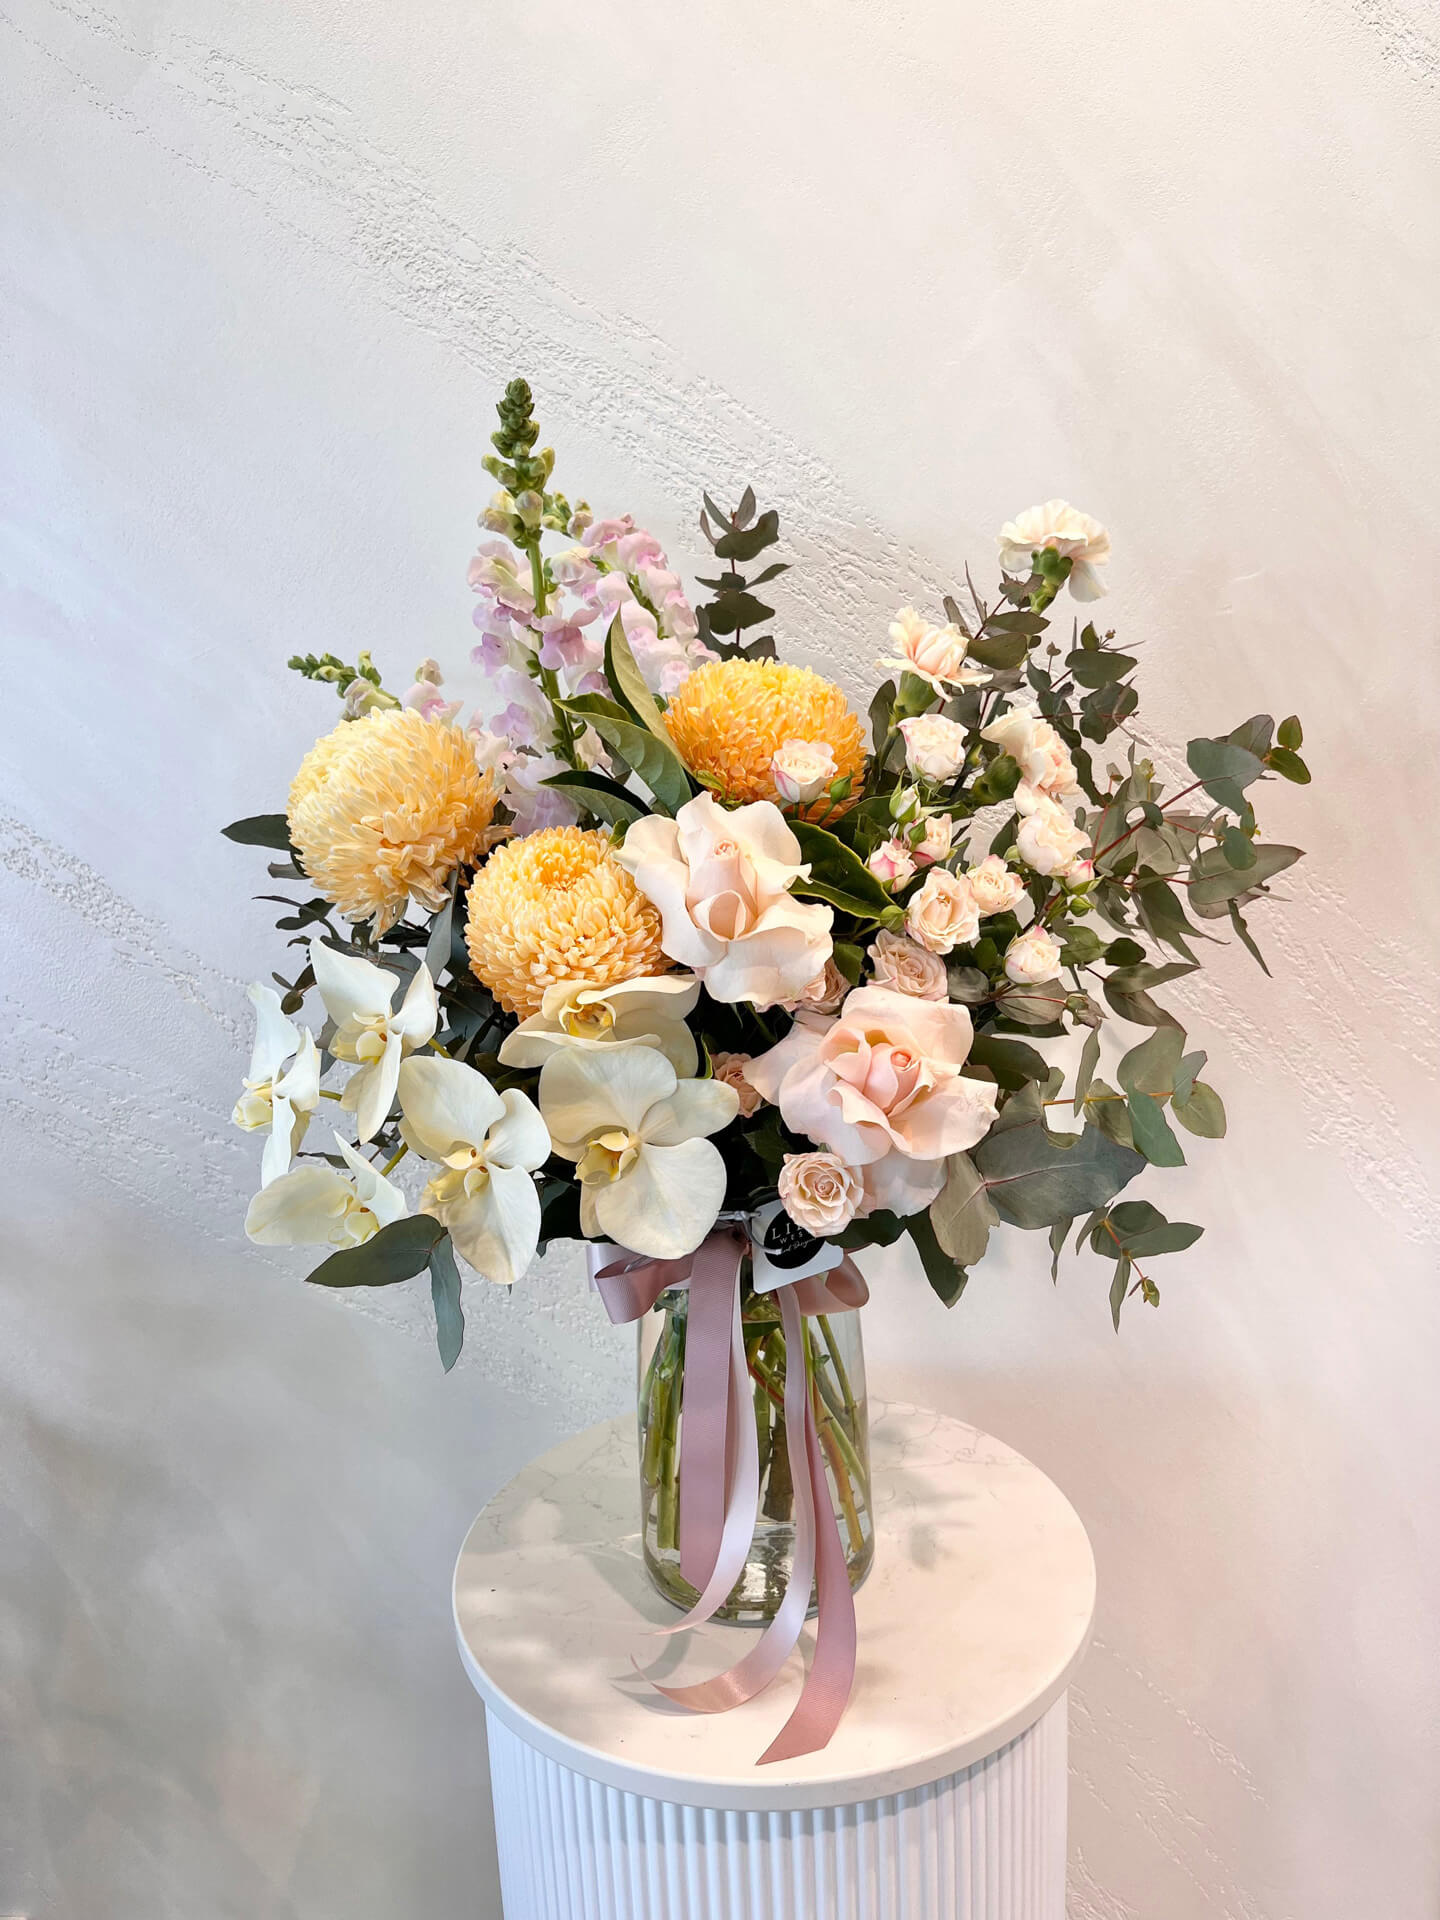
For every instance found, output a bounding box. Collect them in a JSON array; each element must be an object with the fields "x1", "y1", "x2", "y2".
[
  {"x1": 289, "y1": 709, "x2": 497, "y2": 934},
  {"x1": 663, "y1": 658, "x2": 866, "y2": 810},
  {"x1": 464, "y1": 827, "x2": 668, "y2": 1018}
]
